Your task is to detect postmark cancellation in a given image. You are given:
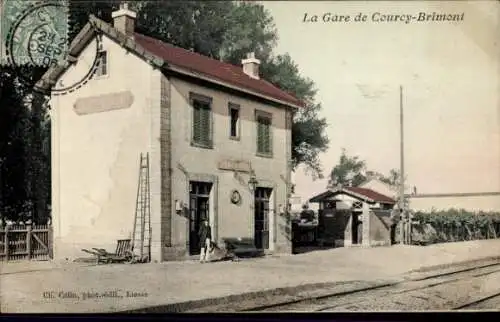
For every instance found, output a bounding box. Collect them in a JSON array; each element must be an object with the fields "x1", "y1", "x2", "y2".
[{"x1": 1, "y1": 0, "x2": 69, "y2": 68}]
